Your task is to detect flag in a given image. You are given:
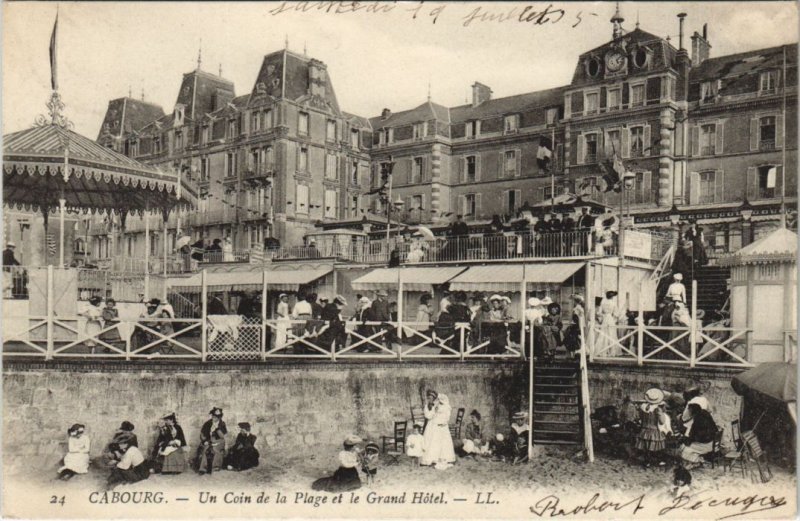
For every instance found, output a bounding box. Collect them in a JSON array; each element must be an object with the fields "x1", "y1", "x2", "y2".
[
  {"x1": 49, "y1": 12, "x2": 58, "y2": 91},
  {"x1": 599, "y1": 158, "x2": 622, "y2": 193},
  {"x1": 536, "y1": 137, "x2": 553, "y2": 171}
]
